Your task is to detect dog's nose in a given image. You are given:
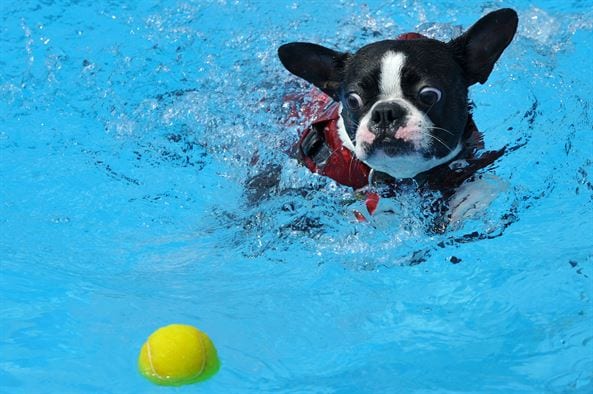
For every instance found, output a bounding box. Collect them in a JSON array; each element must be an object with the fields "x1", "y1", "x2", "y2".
[{"x1": 370, "y1": 102, "x2": 406, "y2": 131}]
